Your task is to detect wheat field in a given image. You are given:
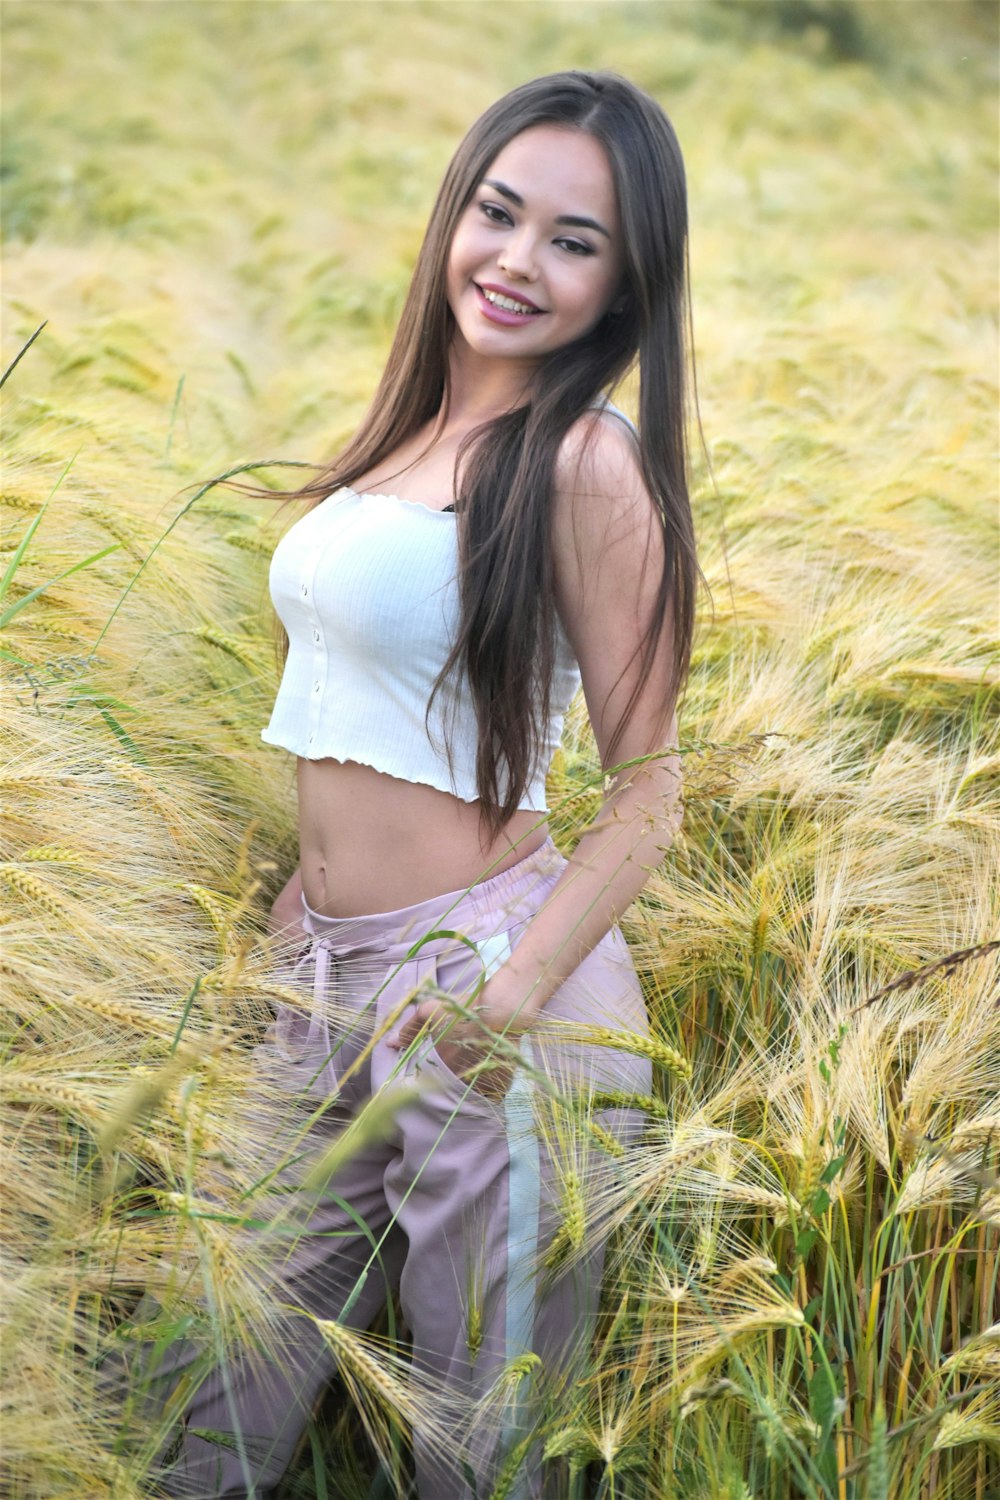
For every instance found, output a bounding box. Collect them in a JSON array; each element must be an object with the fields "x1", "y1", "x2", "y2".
[{"x1": 2, "y1": 2, "x2": 997, "y2": 1497}]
